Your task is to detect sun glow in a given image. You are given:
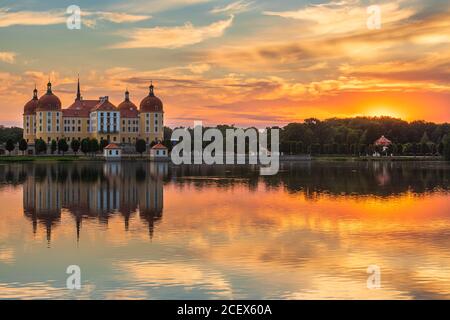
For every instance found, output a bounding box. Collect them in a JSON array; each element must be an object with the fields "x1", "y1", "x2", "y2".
[{"x1": 365, "y1": 106, "x2": 403, "y2": 119}]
